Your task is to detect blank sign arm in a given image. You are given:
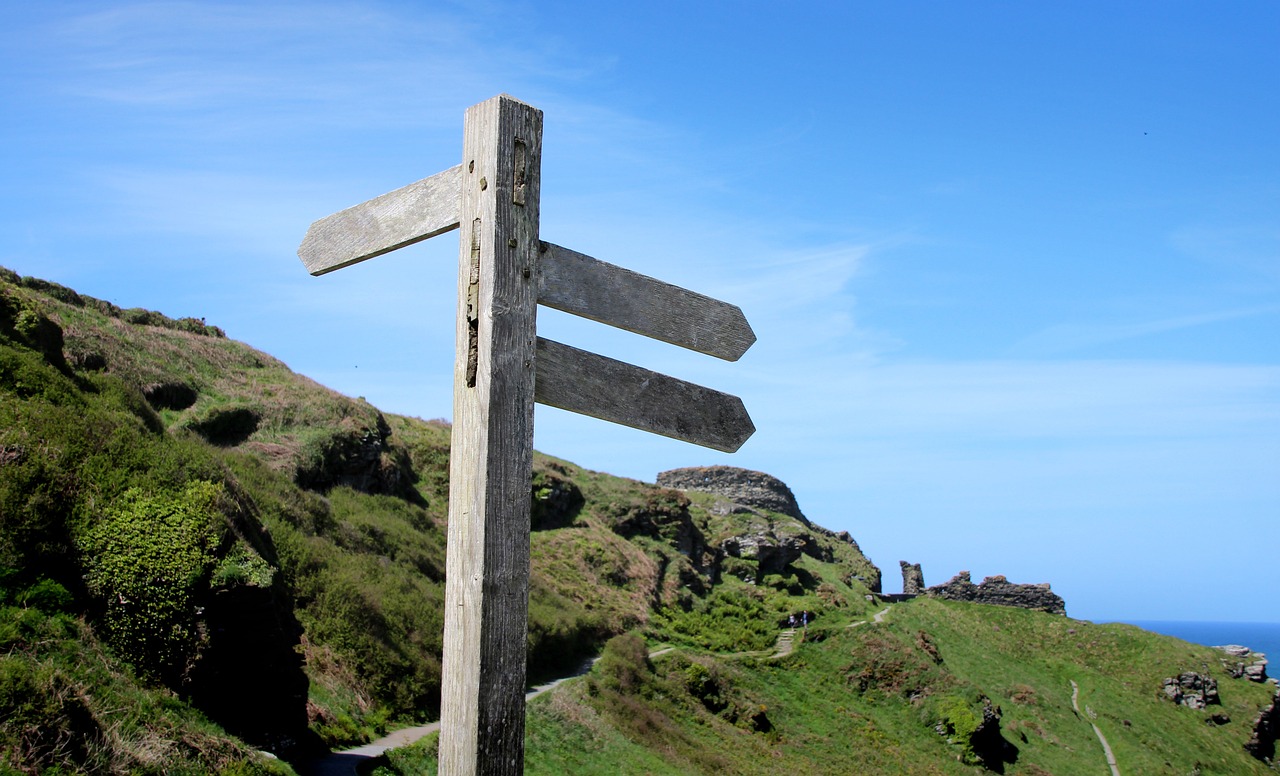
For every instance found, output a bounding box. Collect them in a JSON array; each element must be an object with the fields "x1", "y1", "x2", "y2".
[
  {"x1": 534, "y1": 337, "x2": 755, "y2": 452},
  {"x1": 537, "y1": 242, "x2": 755, "y2": 361},
  {"x1": 299, "y1": 164, "x2": 464, "y2": 276}
]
